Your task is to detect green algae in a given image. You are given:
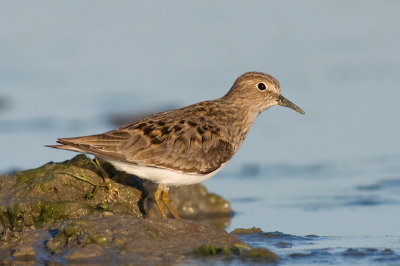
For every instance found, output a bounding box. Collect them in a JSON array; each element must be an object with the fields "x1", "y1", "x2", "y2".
[
  {"x1": 195, "y1": 243, "x2": 278, "y2": 262},
  {"x1": 196, "y1": 244, "x2": 223, "y2": 255},
  {"x1": 3, "y1": 199, "x2": 92, "y2": 230},
  {"x1": 40, "y1": 215, "x2": 250, "y2": 264},
  {"x1": 0, "y1": 154, "x2": 234, "y2": 231},
  {"x1": 244, "y1": 247, "x2": 280, "y2": 261},
  {"x1": 0, "y1": 155, "x2": 144, "y2": 230},
  {"x1": 195, "y1": 244, "x2": 250, "y2": 256}
]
